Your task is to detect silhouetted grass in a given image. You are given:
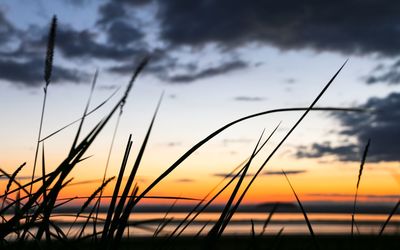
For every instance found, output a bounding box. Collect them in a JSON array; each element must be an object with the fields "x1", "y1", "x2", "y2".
[
  {"x1": 30, "y1": 15, "x2": 57, "y2": 196},
  {"x1": 351, "y1": 139, "x2": 371, "y2": 236},
  {"x1": 283, "y1": 170, "x2": 319, "y2": 250},
  {"x1": 2, "y1": 15, "x2": 394, "y2": 250}
]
